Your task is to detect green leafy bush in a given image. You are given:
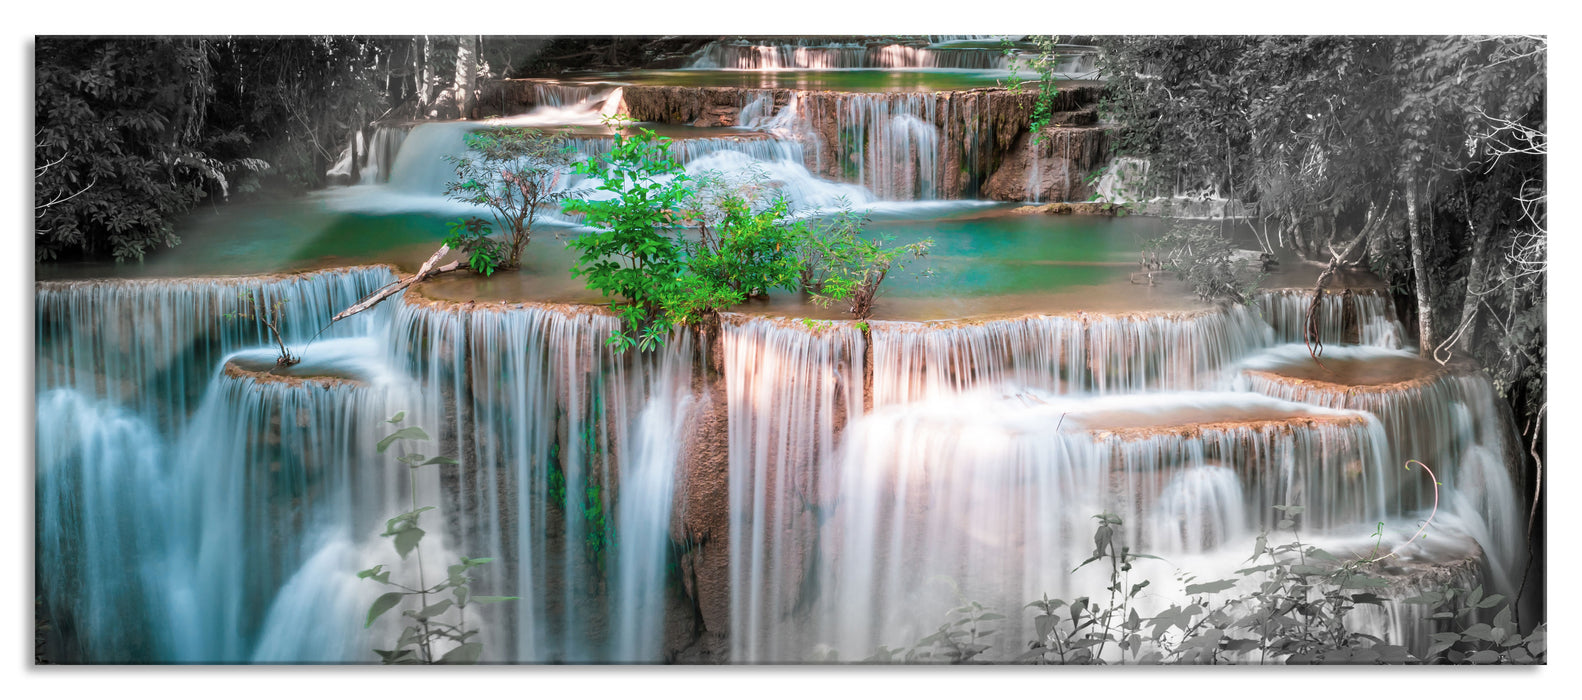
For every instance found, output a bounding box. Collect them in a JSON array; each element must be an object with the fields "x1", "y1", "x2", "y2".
[
  {"x1": 563, "y1": 119, "x2": 694, "y2": 351},
  {"x1": 564, "y1": 119, "x2": 936, "y2": 346},
  {"x1": 442, "y1": 217, "x2": 506, "y2": 276},
  {"x1": 800, "y1": 206, "x2": 932, "y2": 320}
]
